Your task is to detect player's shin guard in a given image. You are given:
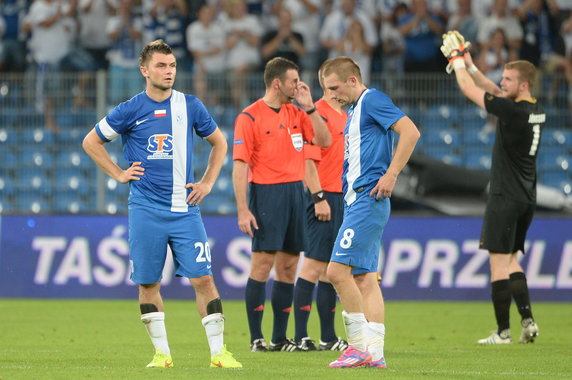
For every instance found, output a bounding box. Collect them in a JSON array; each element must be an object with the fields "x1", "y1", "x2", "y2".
[
  {"x1": 202, "y1": 313, "x2": 224, "y2": 357},
  {"x1": 509, "y1": 272, "x2": 533, "y2": 320},
  {"x1": 341, "y1": 311, "x2": 367, "y2": 351},
  {"x1": 491, "y1": 279, "x2": 512, "y2": 332},
  {"x1": 141, "y1": 311, "x2": 170, "y2": 355}
]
